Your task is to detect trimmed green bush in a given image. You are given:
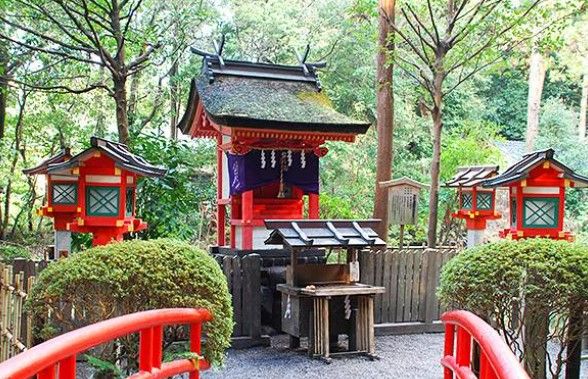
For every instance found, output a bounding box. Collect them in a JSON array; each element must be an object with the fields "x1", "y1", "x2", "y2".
[
  {"x1": 27, "y1": 239, "x2": 233, "y2": 367},
  {"x1": 0, "y1": 243, "x2": 32, "y2": 262},
  {"x1": 439, "y1": 238, "x2": 588, "y2": 378}
]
